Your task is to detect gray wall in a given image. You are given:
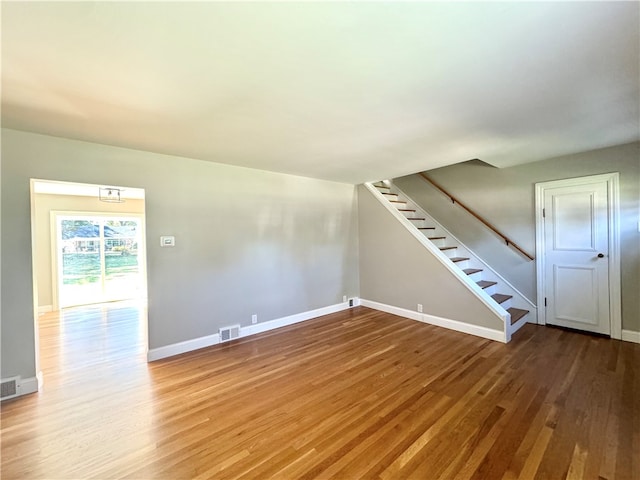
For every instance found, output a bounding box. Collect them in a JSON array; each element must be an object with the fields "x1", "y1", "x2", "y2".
[
  {"x1": 395, "y1": 141, "x2": 640, "y2": 332},
  {"x1": 1, "y1": 129, "x2": 360, "y2": 380},
  {"x1": 358, "y1": 185, "x2": 503, "y2": 332}
]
